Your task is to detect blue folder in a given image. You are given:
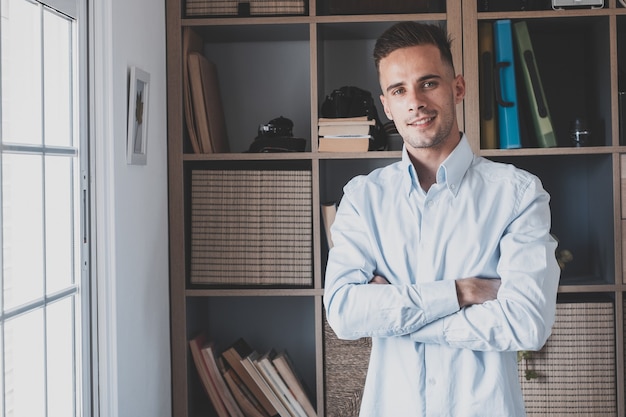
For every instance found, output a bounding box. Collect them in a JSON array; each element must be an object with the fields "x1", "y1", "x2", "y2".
[{"x1": 493, "y1": 19, "x2": 522, "y2": 149}]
